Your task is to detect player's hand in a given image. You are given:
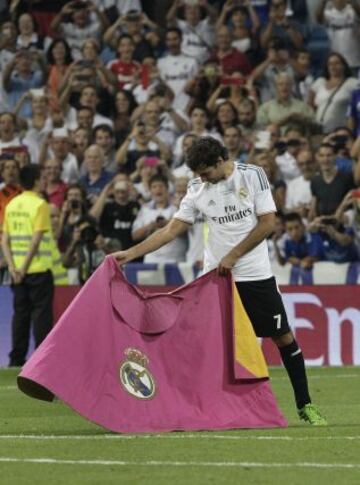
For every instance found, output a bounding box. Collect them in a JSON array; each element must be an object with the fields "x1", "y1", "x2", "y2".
[
  {"x1": 217, "y1": 253, "x2": 237, "y2": 276},
  {"x1": 112, "y1": 250, "x2": 134, "y2": 266}
]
